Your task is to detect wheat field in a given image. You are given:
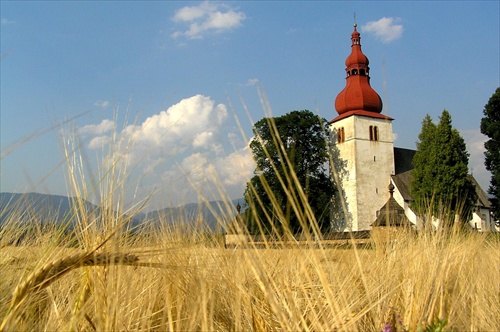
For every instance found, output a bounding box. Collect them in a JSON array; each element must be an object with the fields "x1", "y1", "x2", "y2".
[{"x1": 1, "y1": 214, "x2": 499, "y2": 331}]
